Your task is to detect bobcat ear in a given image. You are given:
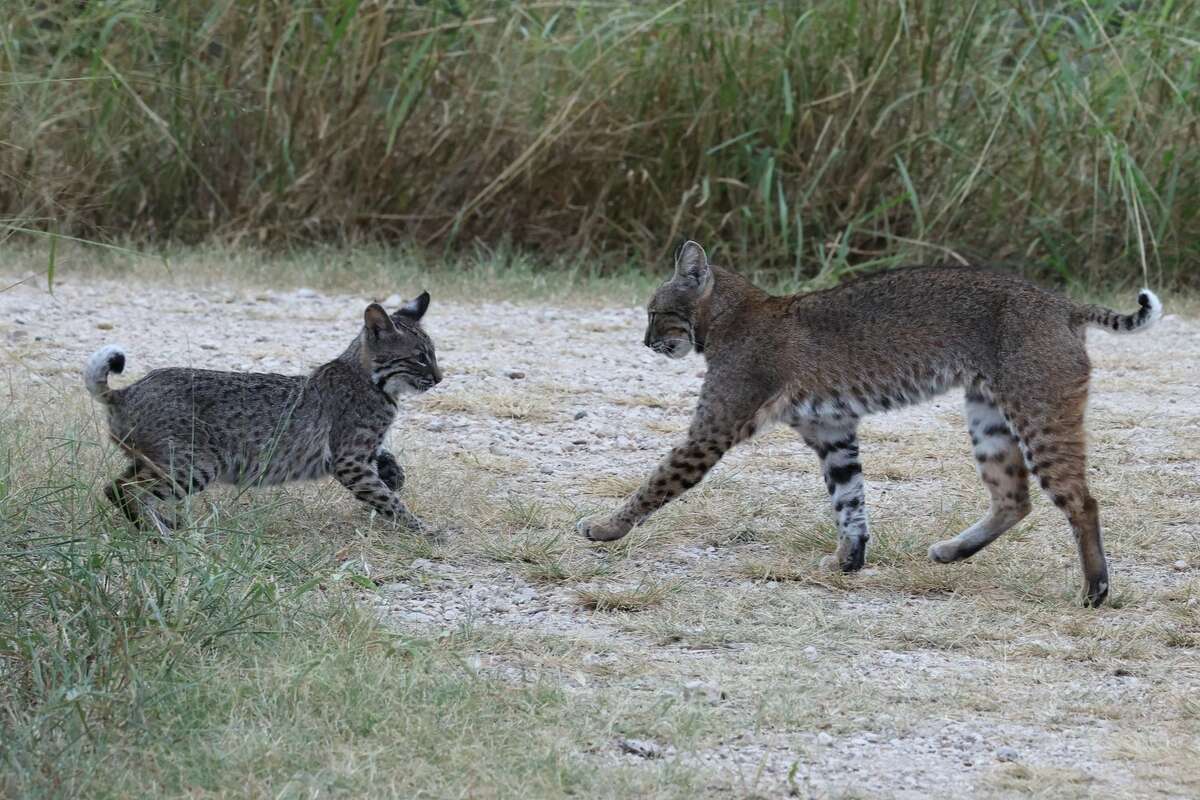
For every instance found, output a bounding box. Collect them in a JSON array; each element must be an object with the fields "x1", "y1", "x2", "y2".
[
  {"x1": 674, "y1": 240, "x2": 709, "y2": 284},
  {"x1": 395, "y1": 291, "x2": 430, "y2": 322},
  {"x1": 364, "y1": 303, "x2": 396, "y2": 337}
]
